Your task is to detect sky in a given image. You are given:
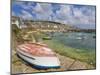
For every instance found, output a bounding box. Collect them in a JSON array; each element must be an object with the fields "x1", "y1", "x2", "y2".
[{"x1": 12, "y1": 1, "x2": 96, "y2": 29}]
